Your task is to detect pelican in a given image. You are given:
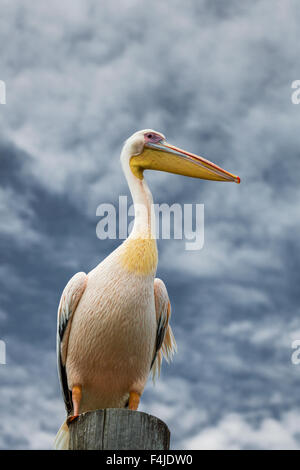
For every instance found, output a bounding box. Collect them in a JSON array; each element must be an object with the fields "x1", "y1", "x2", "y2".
[{"x1": 54, "y1": 129, "x2": 240, "y2": 449}]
